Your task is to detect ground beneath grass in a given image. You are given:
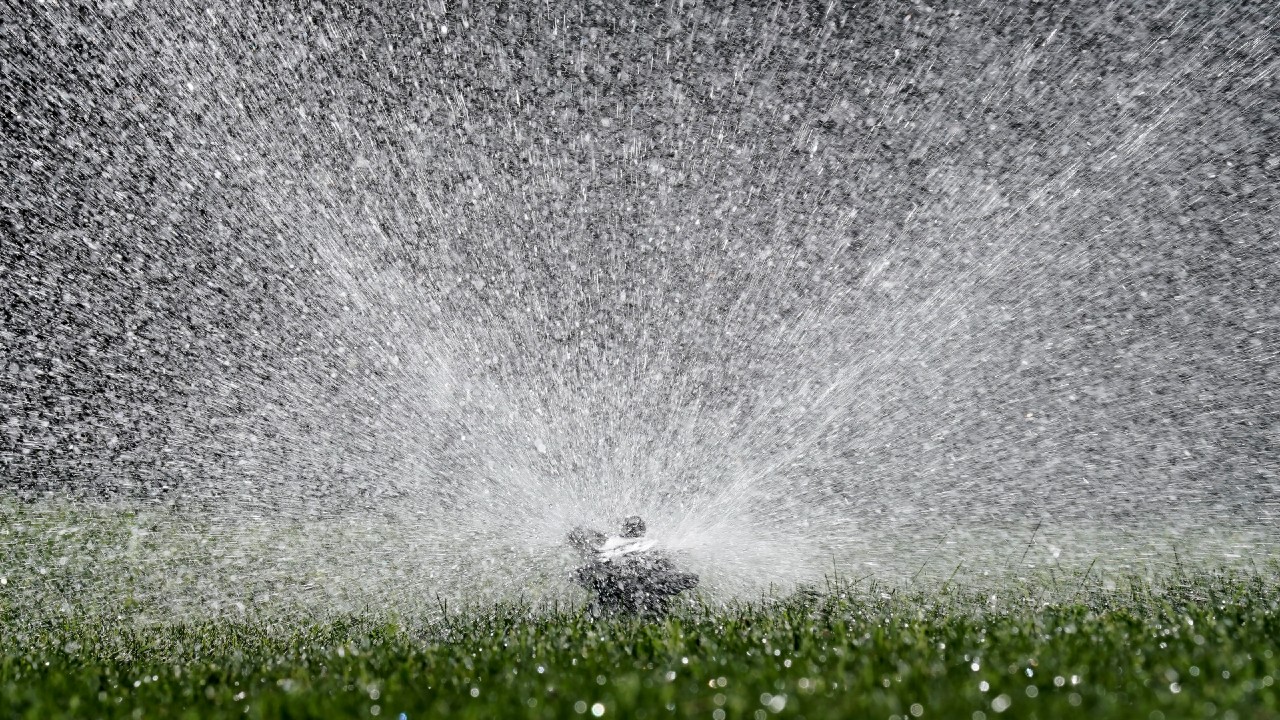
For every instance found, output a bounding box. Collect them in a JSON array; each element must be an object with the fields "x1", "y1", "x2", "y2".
[{"x1": 2, "y1": 574, "x2": 1277, "y2": 719}]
